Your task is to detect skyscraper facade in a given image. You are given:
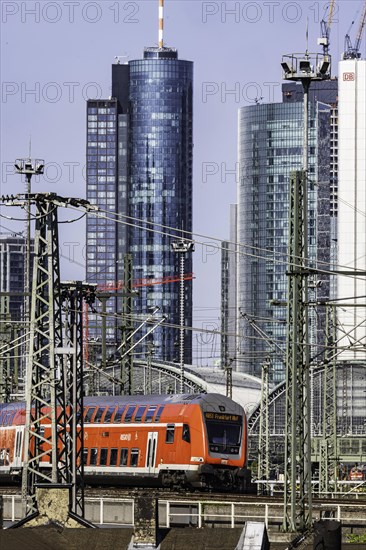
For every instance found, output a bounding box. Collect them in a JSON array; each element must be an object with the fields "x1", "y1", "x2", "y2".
[
  {"x1": 86, "y1": 98, "x2": 121, "y2": 345},
  {"x1": 235, "y1": 101, "x2": 332, "y2": 382},
  {"x1": 0, "y1": 234, "x2": 34, "y2": 322},
  {"x1": 0, "y1": 234, "x2": 34, "y2": 395},
  {"x1": 86, "y1": 47, "x2": 193, "y2": 363},
  {"x1": 337, "y1": 58, "x2": 366, "y2": 358},
  {"x1": 282, "y1": 79, "x2": 339, "y2": 298}
]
